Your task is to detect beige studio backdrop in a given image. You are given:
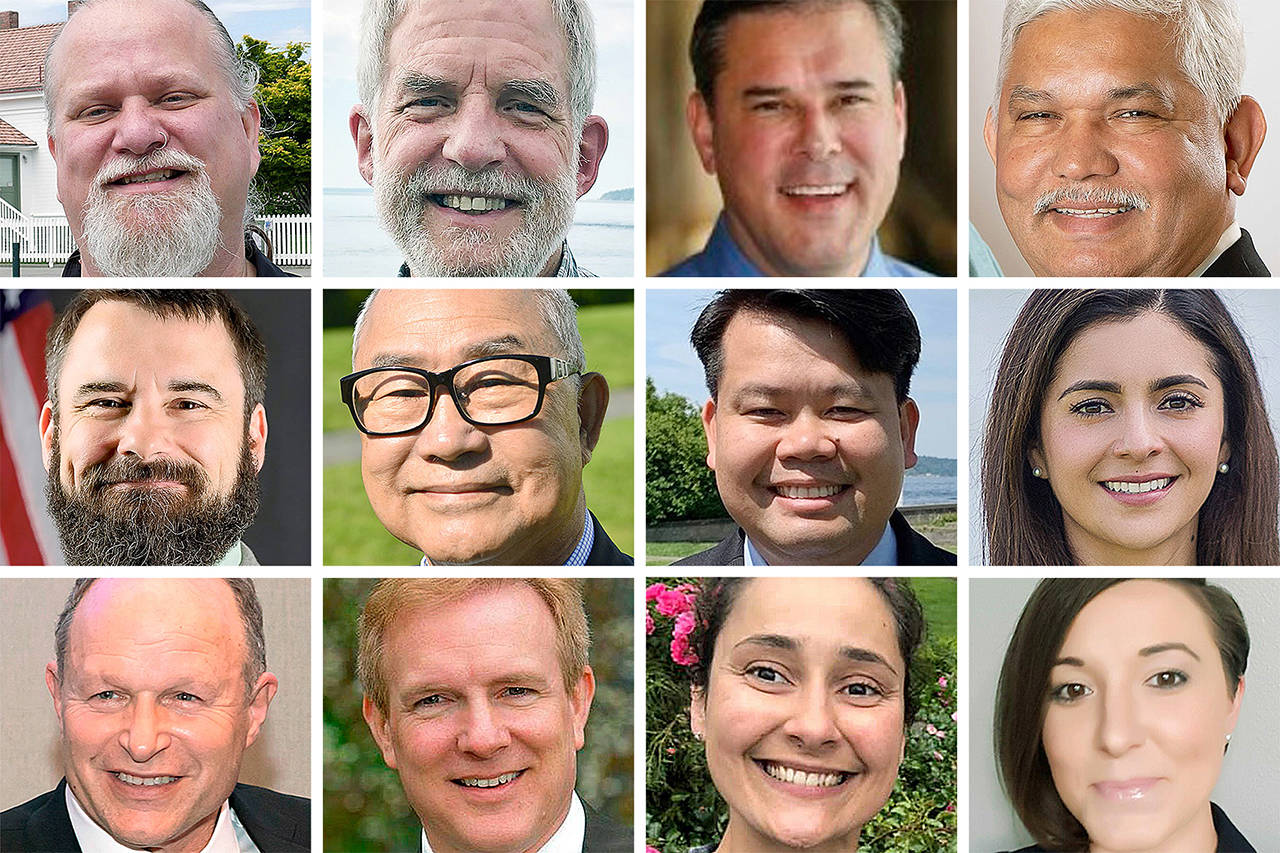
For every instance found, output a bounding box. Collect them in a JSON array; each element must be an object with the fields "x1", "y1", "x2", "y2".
[{"x1": 0, "y1": 578, "x2": 311, "y2": 808}]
